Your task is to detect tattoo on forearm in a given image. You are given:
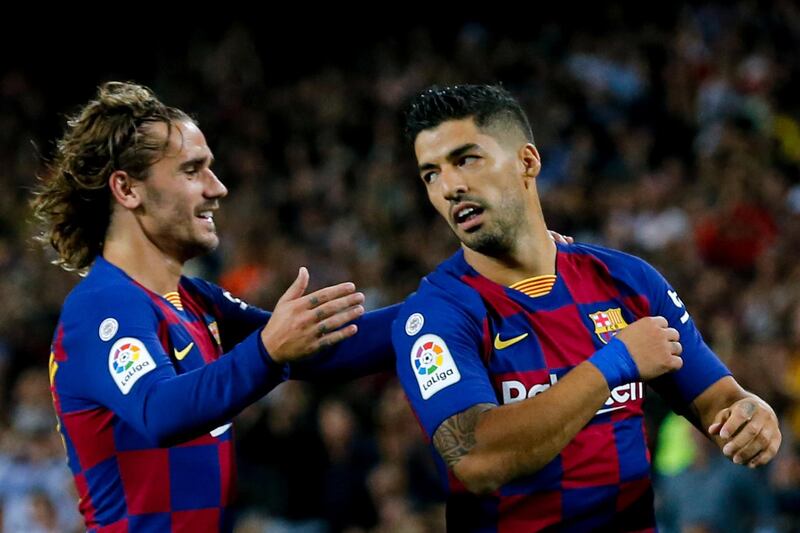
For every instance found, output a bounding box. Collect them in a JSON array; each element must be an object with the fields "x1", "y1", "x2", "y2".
[{"x1": 433, "y1": 403, "x2": 495, "y2": 469}]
